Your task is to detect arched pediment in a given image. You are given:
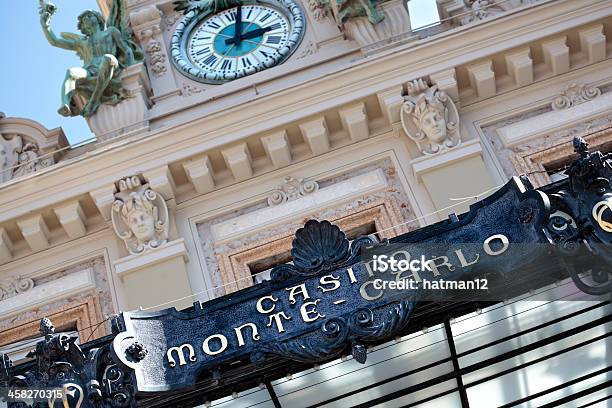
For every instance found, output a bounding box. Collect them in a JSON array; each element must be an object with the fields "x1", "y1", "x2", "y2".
[
  {"x1": 0, "y1": 113, "x2": 68, "y2": 152},
  {"x1": 0, "y1": 113, "x2": 69, "y2": 183}
]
